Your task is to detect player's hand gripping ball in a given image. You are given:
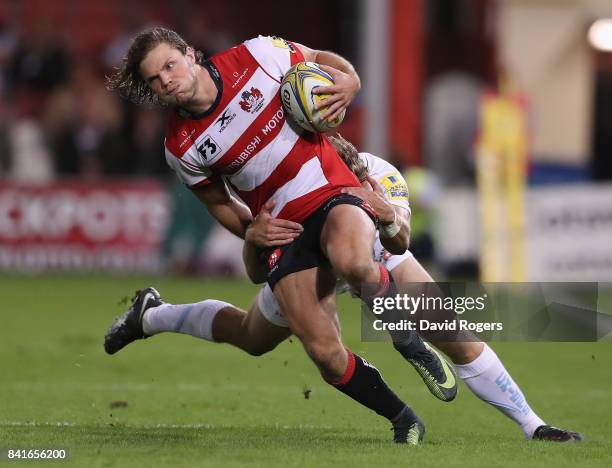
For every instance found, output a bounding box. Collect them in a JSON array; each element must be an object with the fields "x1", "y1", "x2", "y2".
[{"x1": 280, "y1": 62, "x2": 346, "y2": 133}]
